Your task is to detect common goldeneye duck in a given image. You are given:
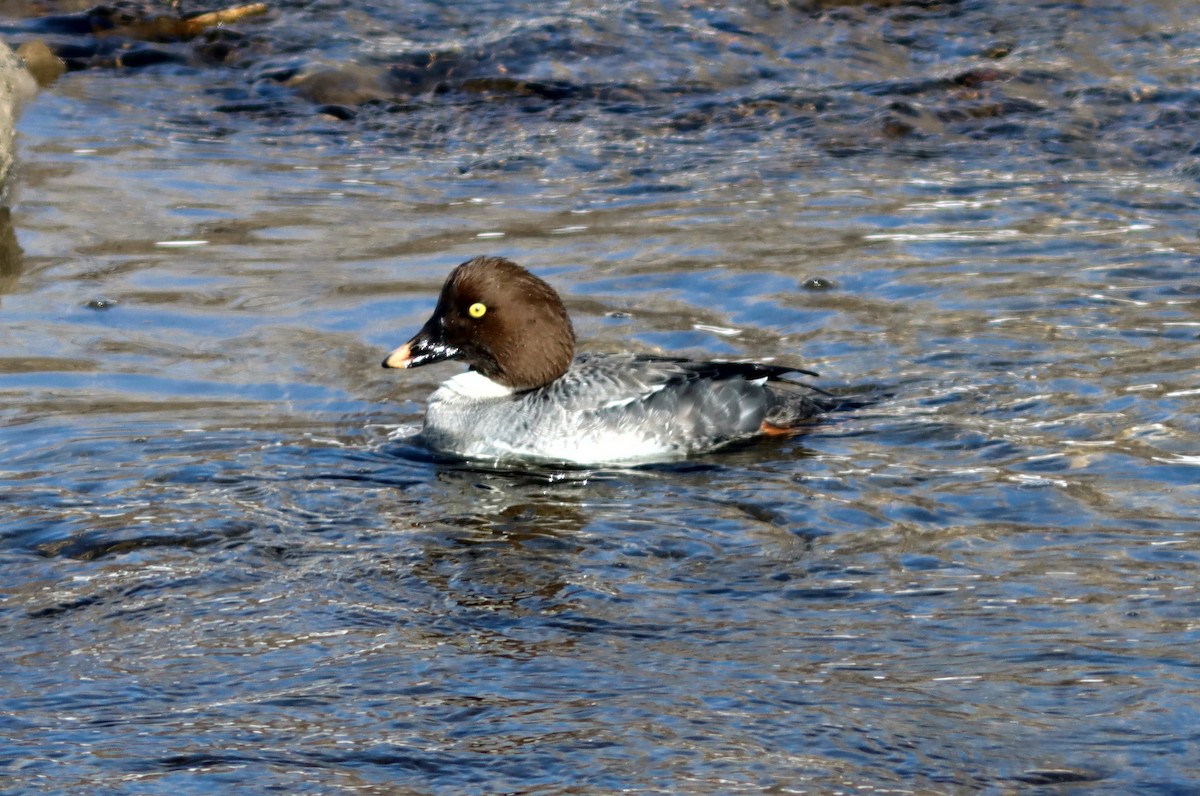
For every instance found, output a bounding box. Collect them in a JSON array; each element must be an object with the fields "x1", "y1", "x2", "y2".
[{"x1": 382, "y1": 255, "x2": 827, "y2": 464}]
